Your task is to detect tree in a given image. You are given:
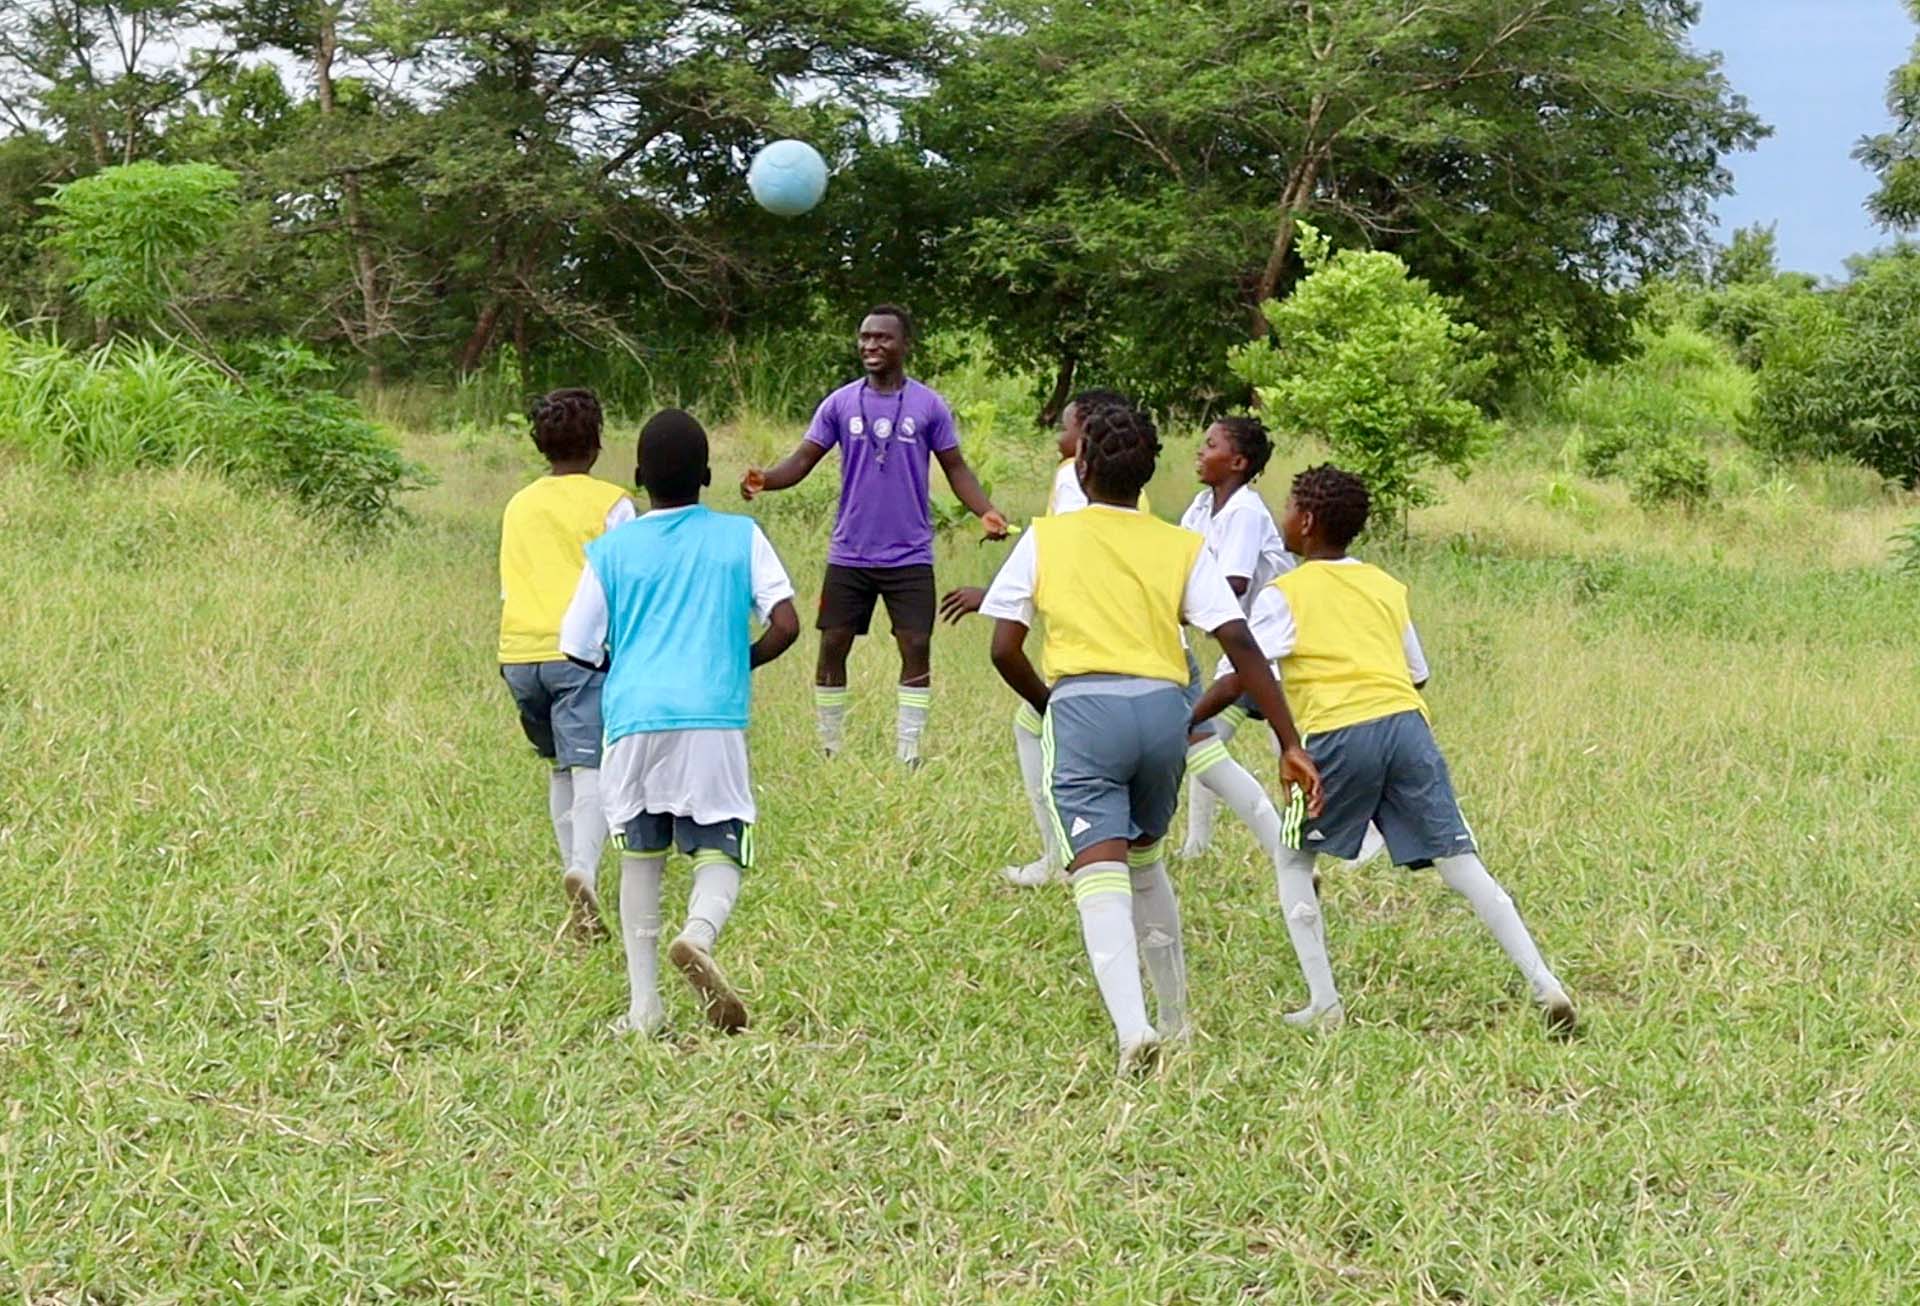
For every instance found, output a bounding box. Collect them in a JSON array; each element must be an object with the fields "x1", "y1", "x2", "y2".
[
  {"x1": 1746, "y1": 248, "x2": 1920, "y2": 488},
  {"x1": 40, "y1": 159, "x2": 239, "y2": 345},
  {"x1": 914, "y1": 0, "x2": 1765, "y2": 417},
  {"x1": 1228, "y1": 223, "x2": 1494, "y2": 518},
  {"x1": 1858, "y1": 0, "x2": 1920, "y2": 230}
]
